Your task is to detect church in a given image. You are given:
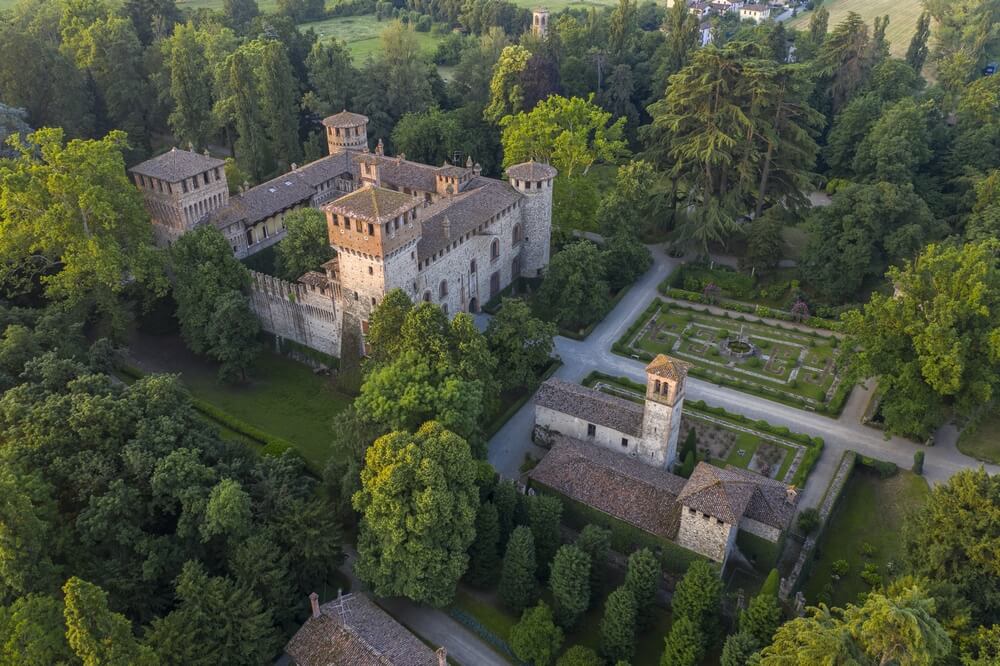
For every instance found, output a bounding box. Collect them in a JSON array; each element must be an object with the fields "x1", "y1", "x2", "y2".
[
  {"x1": 530, "y1": 354, "x2": 798, "y2": 566},
  {"x1": 129, "y1": 110, "x2": 556, "y2": 356}
]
